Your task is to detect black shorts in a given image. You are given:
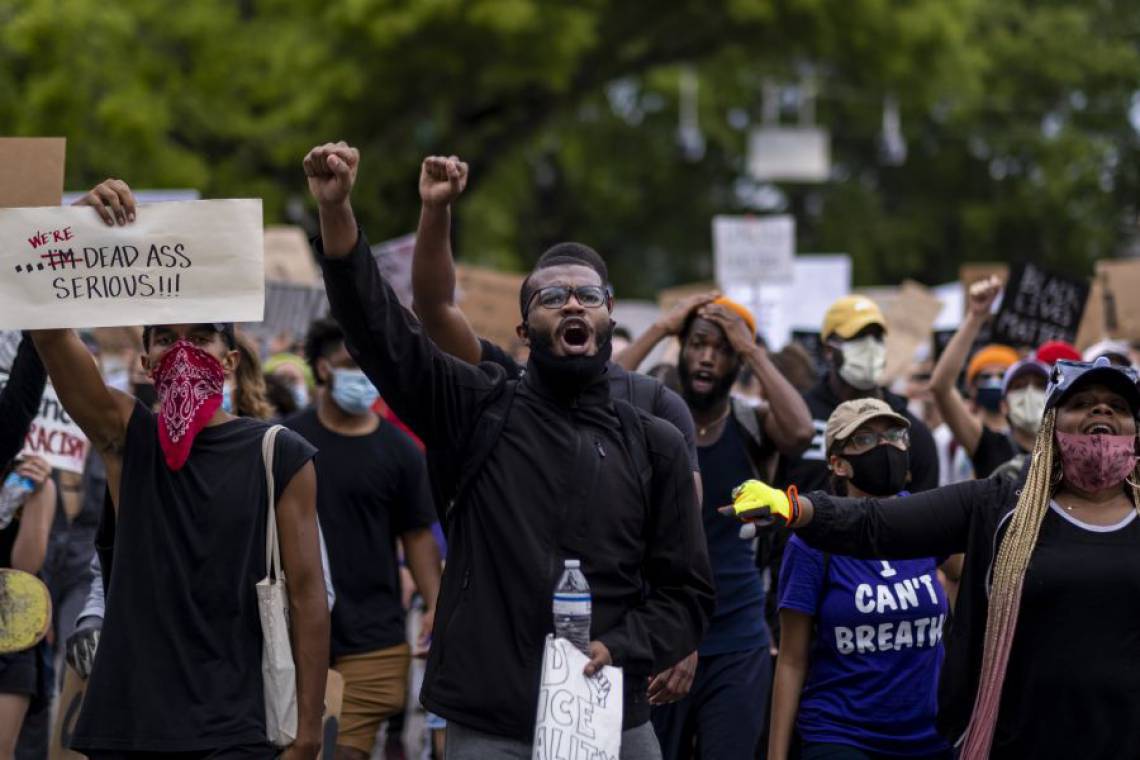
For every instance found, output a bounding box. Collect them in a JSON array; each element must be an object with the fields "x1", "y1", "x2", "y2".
[{"x1": 0, "y1": 648, "x2": 37, "y2": 696}]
